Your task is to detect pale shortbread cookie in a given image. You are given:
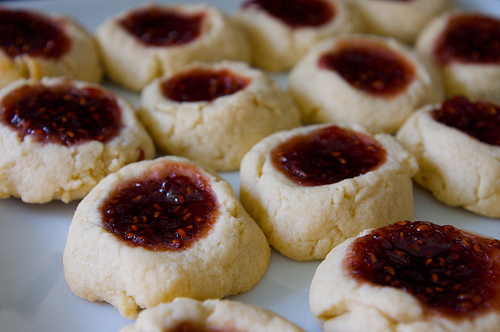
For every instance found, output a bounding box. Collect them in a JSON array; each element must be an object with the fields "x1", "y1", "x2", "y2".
[
  {"x1": 239, "y1": 123, "x2": 418, "y2": 261},
  {"x1": 288, "y1": 34, "x2": 444, "y2": 133},
  {"x1": 396, "y1": 99, "x2": 500, "y2": 218},
  {"x1": 416, "y1": 10, "x2": 500, "y2": 99},
  {"x1": 63, "y1": 156, "x2": 270, "y2": 319},
  {"x1": 344, "y1": 0, "x2": 452, "y2": 44},
  {"x1": 139, "y1": 61, "x2": 301, "y2": 171},
  {"x1": 0, "y1": 6, "x2": 102, "y2": 89},
  {"x1": 309, "y1": 223, "x2": 500, "y2": 332},
  {"x1": 233, "y1": 0, "x2": 364, "y2": 72},
  {"x1": 0, "y1": 77, "x2": 154, "y2": 203},
  {"x1": 121, "y1": 297, "x2": 305, "y2": 332},
  {"x1": 96, "y1": 3, "x2": 252, "y2": 91}
]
